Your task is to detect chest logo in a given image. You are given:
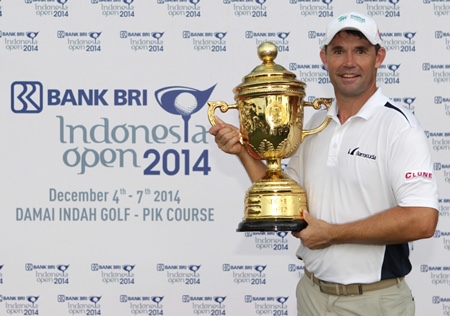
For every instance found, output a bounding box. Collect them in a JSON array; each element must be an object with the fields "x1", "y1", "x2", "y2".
[{"x1": 348, "y1": 147, "x2": 377, "y2": 160}]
